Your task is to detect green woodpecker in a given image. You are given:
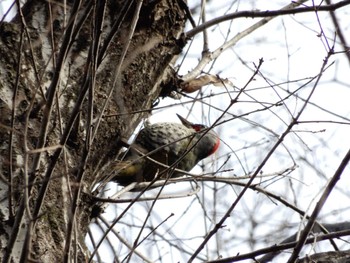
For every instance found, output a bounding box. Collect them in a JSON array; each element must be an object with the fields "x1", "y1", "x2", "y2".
[{"x1": 112, "y1": 114, "x2": 220, "y2": 186}]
